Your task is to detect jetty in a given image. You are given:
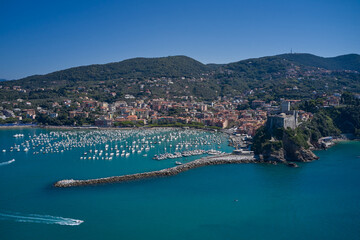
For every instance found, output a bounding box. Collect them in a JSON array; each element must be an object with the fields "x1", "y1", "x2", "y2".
[{"x1": 54, "y1": 154, "x2": 256, "y2": 187}]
